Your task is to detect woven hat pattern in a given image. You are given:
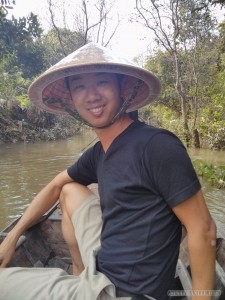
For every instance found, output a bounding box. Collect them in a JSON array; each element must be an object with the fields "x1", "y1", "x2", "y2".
[{"x1": 28, "y1": 43, "x2": 161, "y2": 115}]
